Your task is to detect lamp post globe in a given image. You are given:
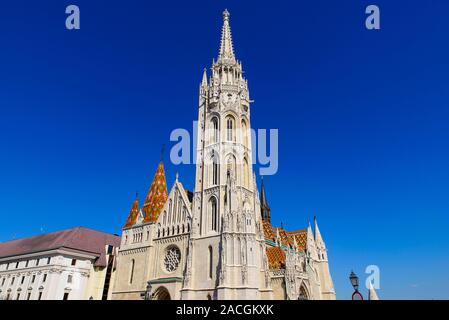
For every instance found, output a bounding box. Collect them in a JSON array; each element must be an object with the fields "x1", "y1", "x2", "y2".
[{"x1": 349, "y1": 271, "x2": 359, "y2": 291}]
